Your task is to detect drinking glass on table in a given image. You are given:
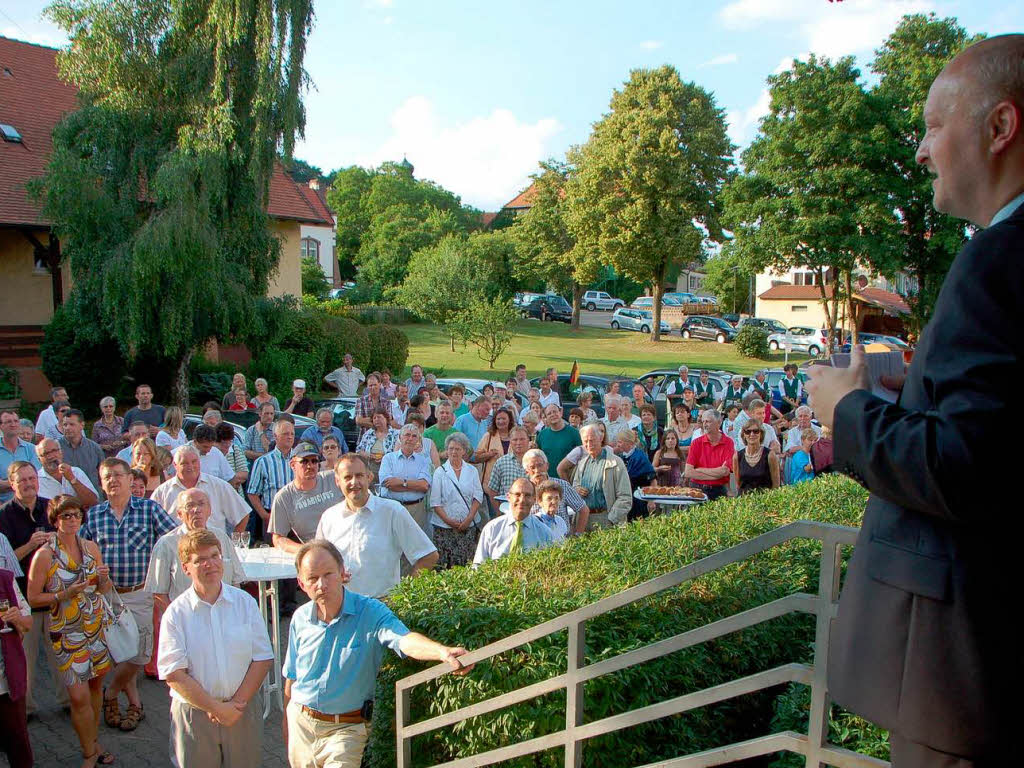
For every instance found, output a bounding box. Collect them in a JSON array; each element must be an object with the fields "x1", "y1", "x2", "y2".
[
  {"x1": 241, "y1": 532, "x2": 251, "y2": 549},
  {"x1": 0, "y1": 599, "x2": 11, "y2": 633}
]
